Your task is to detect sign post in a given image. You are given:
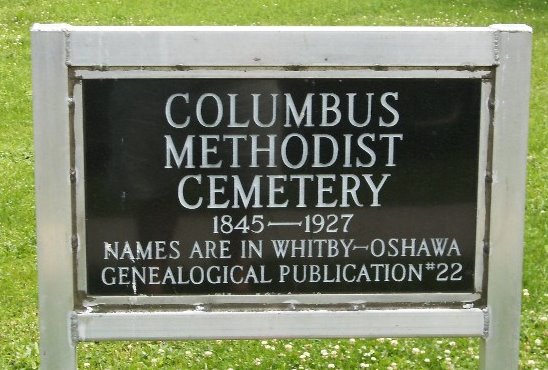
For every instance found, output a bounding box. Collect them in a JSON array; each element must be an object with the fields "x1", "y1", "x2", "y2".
[{"x1": 32, "y1": 25, "x2": 531, "y2": 369}]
